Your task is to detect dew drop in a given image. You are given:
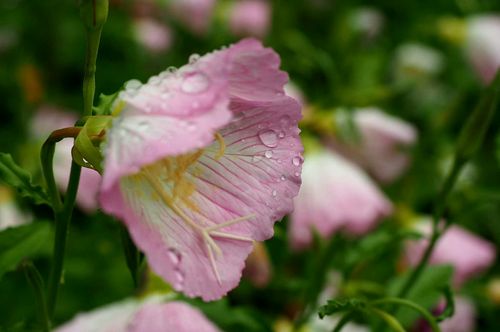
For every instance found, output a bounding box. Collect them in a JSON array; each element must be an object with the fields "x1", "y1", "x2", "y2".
[
  {"x1": 294, "y1": 172, "x2": 300, "y2": 177},
  {"x1": 265, "y1": 150, "x2": 273, "y2": 159},
  {"x1": 125, "y1": 79, "x2": 142, "y2": 90},
  {"x1": 279, "y1": 115, "x2": 292, "y2": 127},
  {"x1": 292, "y1": 156, "x2": 303, "y2": 166},
  {"x1": 258, "y1": 129, "x2": 279, "y2": 148},
  {"x1": 252, "y1": 155, "x2": 263, "y2": 163},
  {"x1": 272, "y1": 190, "x2": 277, "y2": 197},
  {"x1": 167, "y1": 248, "x2": 181, "y2": 265},
  {"x1": 278, "y1": 131, "x2": 286, "y2": 138},
  {"x1": 166, "y1": 66, "x2": 177, "y2": 74},
  {"x1": 148, "y1": 76, "x2": 161, "y2": 86},
  {"x1": 181, "y1": 72, "x2": 209, "y2": 94},
  {"x1": 280, "y1": 175, "x2": 286, "y2": 181},
  {"x1": 188, "y1": 53, "x2": 200, "y2": 64}
]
